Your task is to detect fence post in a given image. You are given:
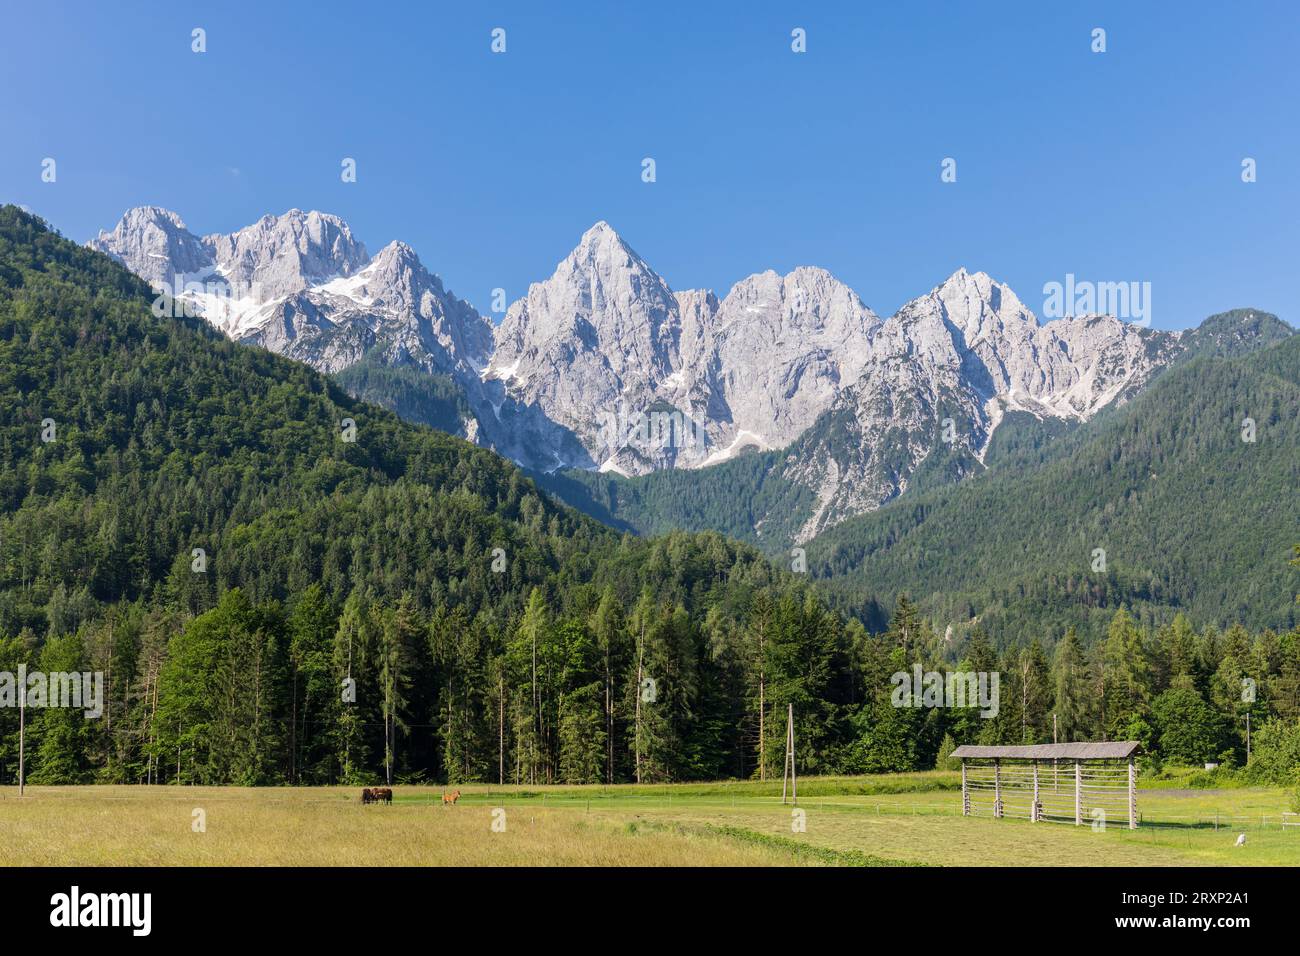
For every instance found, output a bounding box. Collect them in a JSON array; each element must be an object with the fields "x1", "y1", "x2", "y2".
[
  {"x1": 1032, "y1": 760, "x2": 1040, "y2": 822},
  {"x1": 1074, "y1": 760, "x2": 1082, "y2": 826},
  {"x1": 961, "y1": 760, "x2": 969, "y2": 816},
  {"x1": 994, "y1": 759, "x2": 1002, "y2": 819},
  {"x1": 1128, "y1": 758, "x2": 1137, "y2": 830}
]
